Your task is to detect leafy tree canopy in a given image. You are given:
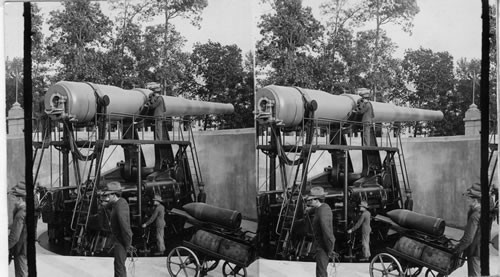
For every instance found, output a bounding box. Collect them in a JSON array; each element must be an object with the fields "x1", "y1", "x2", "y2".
[
  {"x1": 257, "y1": 0, "x2": 323, "y2": 86},
  {"x1": 46, "y1": 0, "x2": 112, "y2": 82},
  {"x1": 191, "y1": 41, "x2": 253, "y2": 129}
]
